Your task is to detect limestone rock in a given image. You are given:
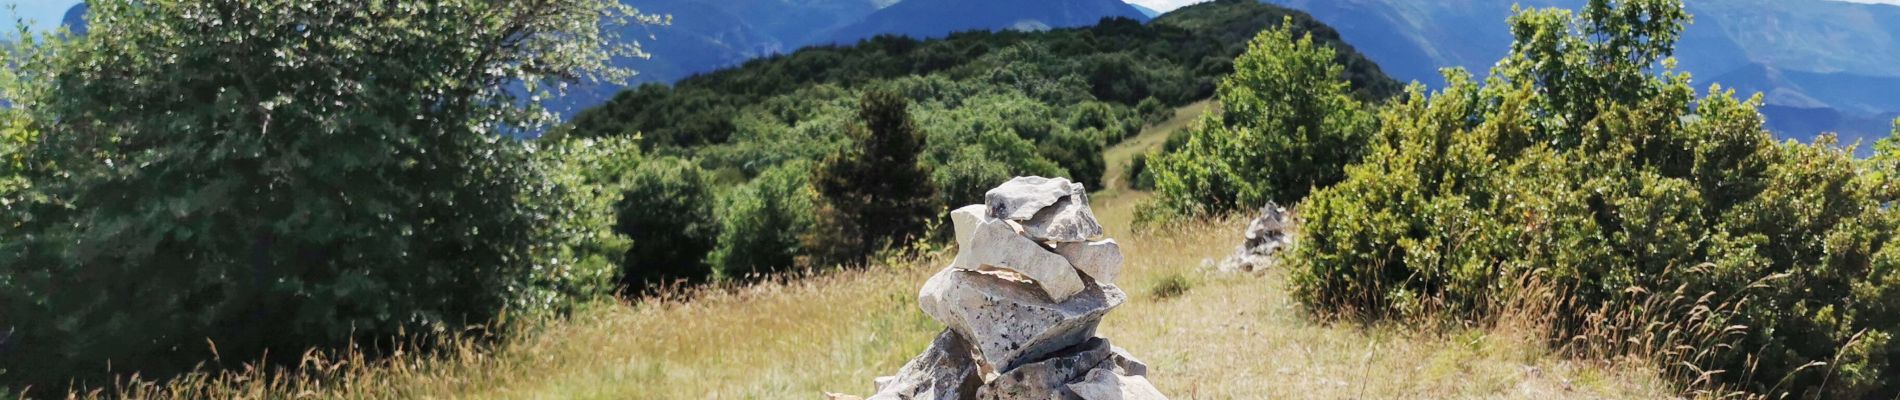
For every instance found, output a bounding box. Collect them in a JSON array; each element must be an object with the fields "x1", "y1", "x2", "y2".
[
  {"x1": 1054, "y1": 239, "x2": 1122, "y2": 284},
  {"x1": 1066, "y1": 369, "x2": 1167, "y2": 400},
  {"x1": 1108, "y1": 346, "x2": 1148, "y2": 377},
  {"x1": 949, "y1": 219, "x2": 1084, "y2": 302},
  {"x1": 866, "y1": 329, "x2": 983, "y2": 400},
  {"x1": 976, "y1": 337, "x2": 1114, "y2": 400},
  {"x1": 918, "y1": 268, "x2": 1126, "y2": 372},
  {"x1": 985, "y1": 176, "x2": 1077, "y2": 221},
  {"x1": 1021, "y1": 192, "x2": 1104, "y2": 243},
  {"x1": 951, "y1": 204, "x2": 991, "y2": 250}
]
